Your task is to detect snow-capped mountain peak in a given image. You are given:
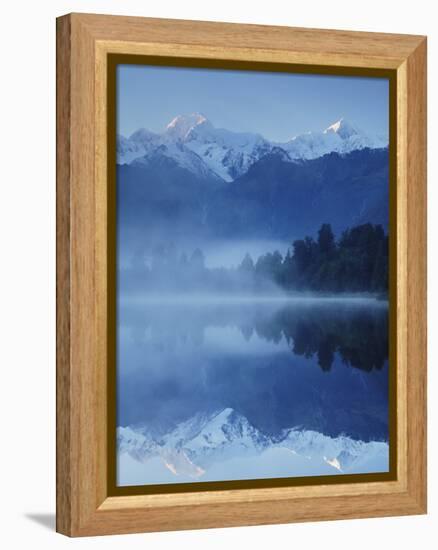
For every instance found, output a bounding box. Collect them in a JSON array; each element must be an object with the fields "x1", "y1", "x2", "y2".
[
  {"x1": 283, "y1": 117, "x2": 387, "y2": 161},
  {"x1": 117, "y1": 114, "x2": 388, "y2": 181},
  {"x1": 324, "y1": 118, "x2": 359, "y2": 139},
  {"x1": 165, "y1": 113, "x2": 211, "y2": 140},
  {"x1": 130, "y1": 127, "x2": 159, "y2": 141}
]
